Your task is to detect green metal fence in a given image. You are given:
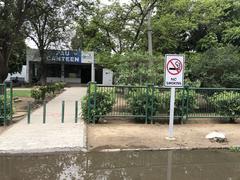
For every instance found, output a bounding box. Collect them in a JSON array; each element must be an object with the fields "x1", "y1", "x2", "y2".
[
  {"x1": 187, "y1": 87, "x2": 240, "y2": 119},
  {"x1": 86, "y1": 82, "x2": 240, "y2": 123},
  {"x1": 0, "y1": 82, "x2": 13, "y2": 125}
]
